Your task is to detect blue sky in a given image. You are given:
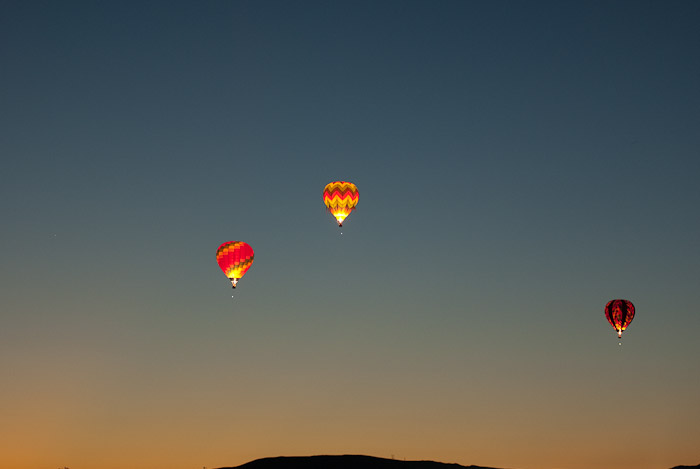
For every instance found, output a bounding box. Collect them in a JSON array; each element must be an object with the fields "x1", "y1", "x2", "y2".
[{"x1": 1, "y1": 2, "x2": 699, "y2": 469}]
